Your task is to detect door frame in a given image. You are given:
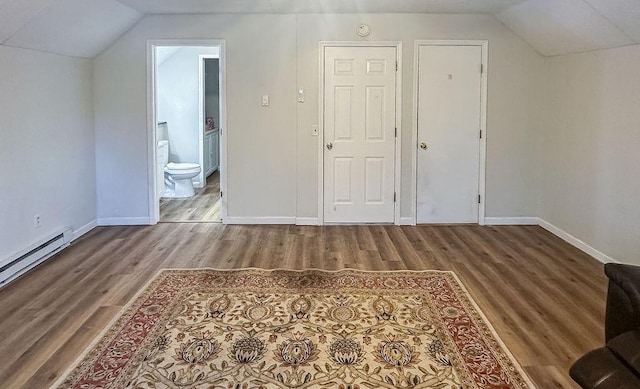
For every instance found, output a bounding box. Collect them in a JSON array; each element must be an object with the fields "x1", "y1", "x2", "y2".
[
  {"x1": 146, "y1": 39, "x2": 228, "y2": 225},
  {"x1": 198, "y1": 53, "x2": 219, "y2": 188},
  {"x1": 411, "y1": 40, "x2": 488, "y2": 226},
  {"x1": 317, "y1": 41, "x2": 403, "y2": 225}
]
